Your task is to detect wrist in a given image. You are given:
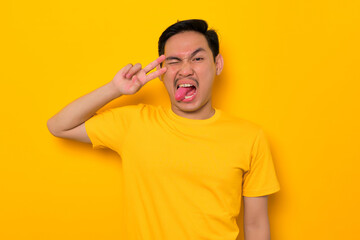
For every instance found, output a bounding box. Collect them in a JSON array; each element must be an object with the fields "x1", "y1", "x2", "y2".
[{"x1": 105, "y1": 81, "x2": 123, "y2": 99}]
